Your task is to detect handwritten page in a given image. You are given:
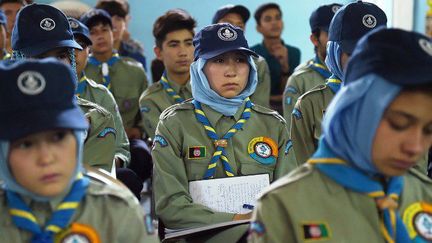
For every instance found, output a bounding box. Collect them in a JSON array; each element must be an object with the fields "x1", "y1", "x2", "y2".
[{"x1": 189, "y1": 174, "x2": 270, "y2": 214}]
